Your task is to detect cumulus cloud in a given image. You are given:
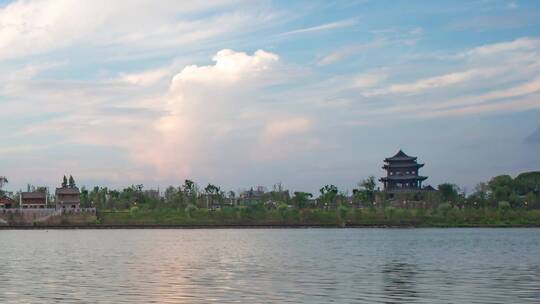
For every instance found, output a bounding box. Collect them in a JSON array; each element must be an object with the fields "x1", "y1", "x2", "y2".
[{"x1": 128, "y1": 49, "x2": 314, "y2": 177}]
